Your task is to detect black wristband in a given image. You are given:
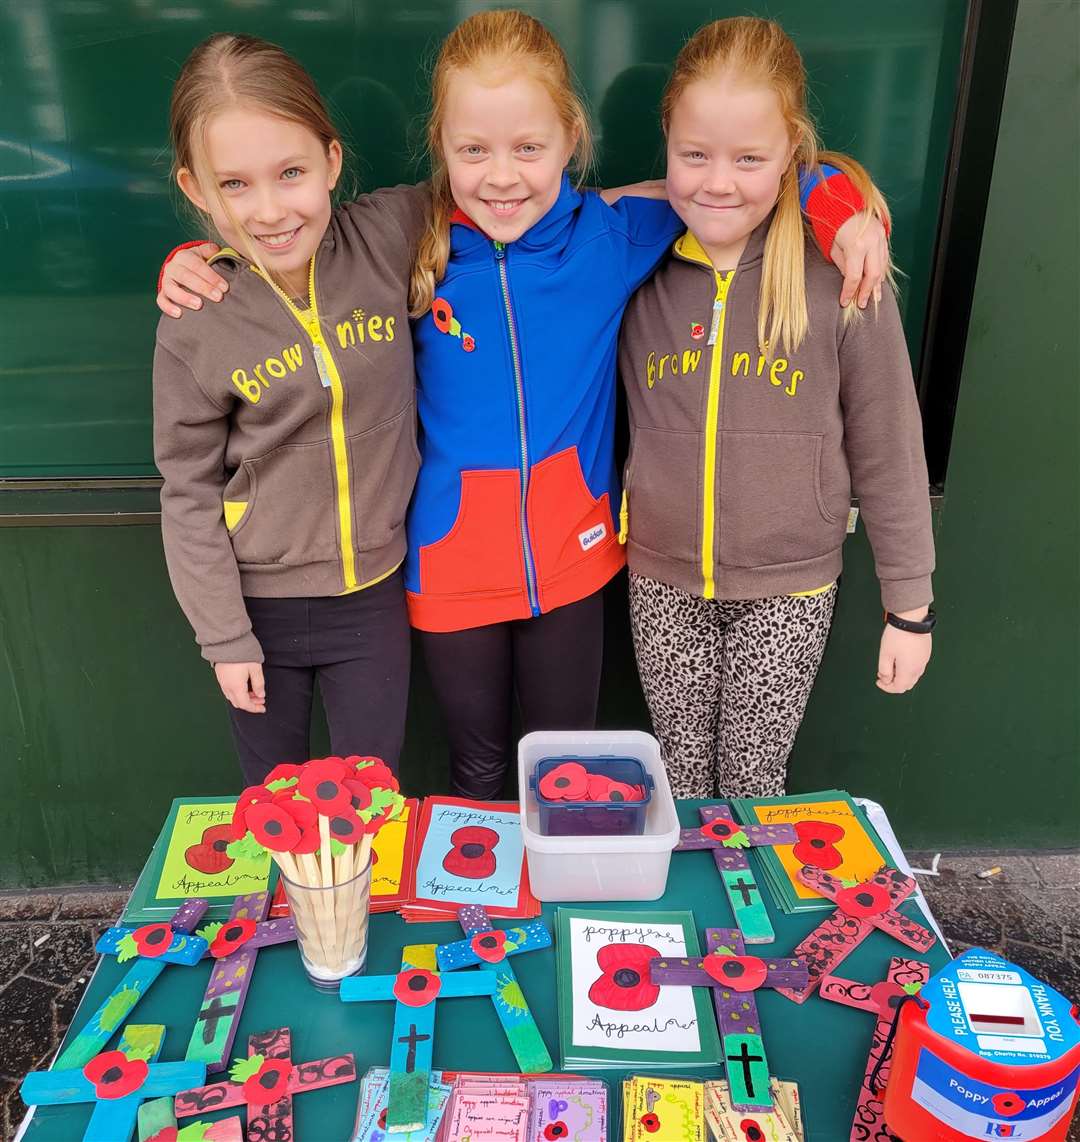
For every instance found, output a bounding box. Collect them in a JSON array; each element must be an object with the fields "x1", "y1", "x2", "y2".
[{"x1": 885, "y1": 607, "x2": 936, "y2": 634}]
